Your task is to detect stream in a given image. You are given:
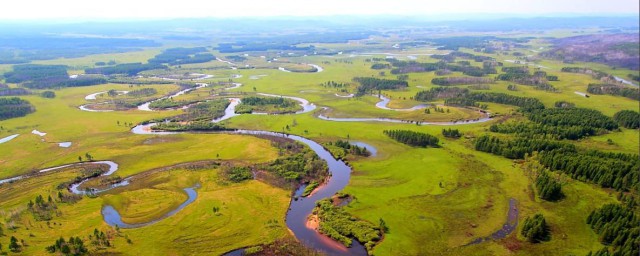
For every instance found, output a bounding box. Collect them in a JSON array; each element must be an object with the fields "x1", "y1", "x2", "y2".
[
  {"x1": 102, "y1": 186, "x2": 199, "y2": 228},
  {"x1": 465, "y1": 198, "x2": 519, "y2": 246},
  {"x1": 278, "y1": 63, "x2": 324, "y2": 73},
  {"x1": 318, "y1": 107, "x2": 492, "y2": 125}
]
